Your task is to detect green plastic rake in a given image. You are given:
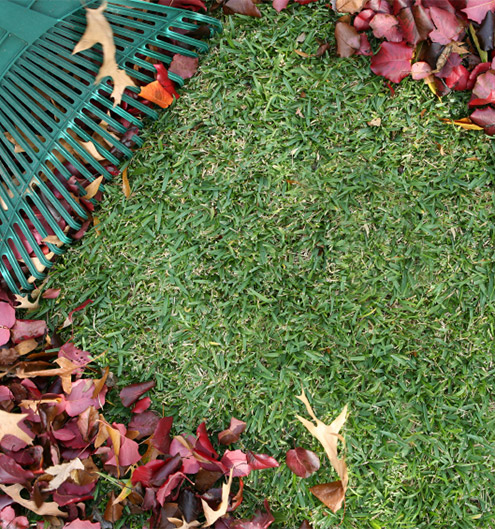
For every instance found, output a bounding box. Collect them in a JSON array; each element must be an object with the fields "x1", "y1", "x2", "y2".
[{"x1": 0, "y1": 0, "x2": 221, "y2": 294}]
